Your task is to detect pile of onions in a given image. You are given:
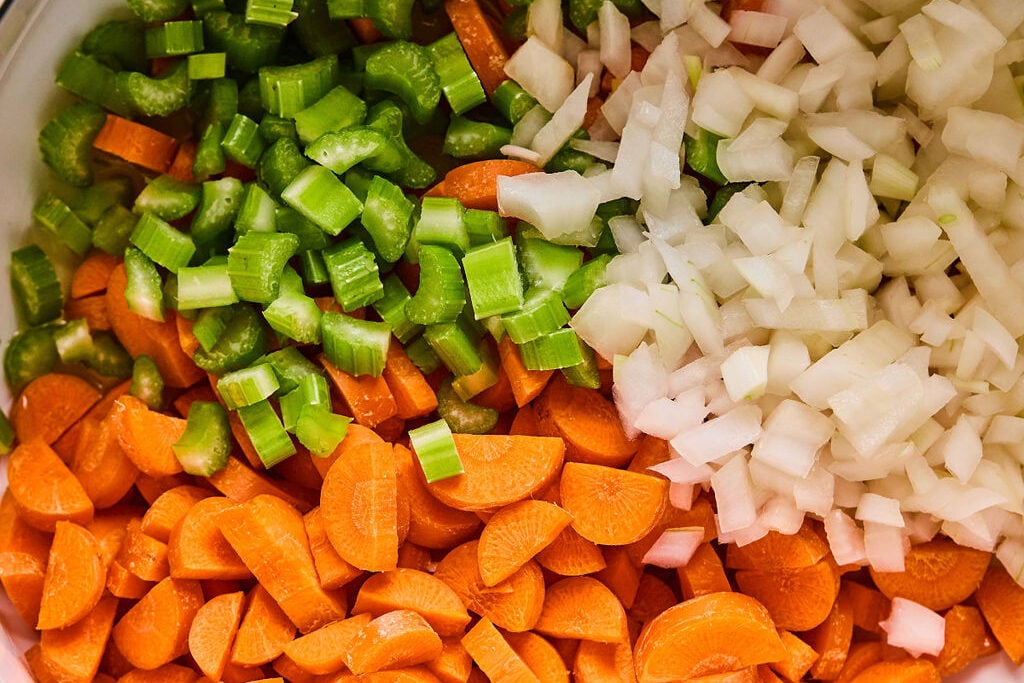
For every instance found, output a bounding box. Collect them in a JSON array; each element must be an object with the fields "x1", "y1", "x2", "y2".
[{"x1": 495, "y1": 0, "x2": 1024, "y2": 587}]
